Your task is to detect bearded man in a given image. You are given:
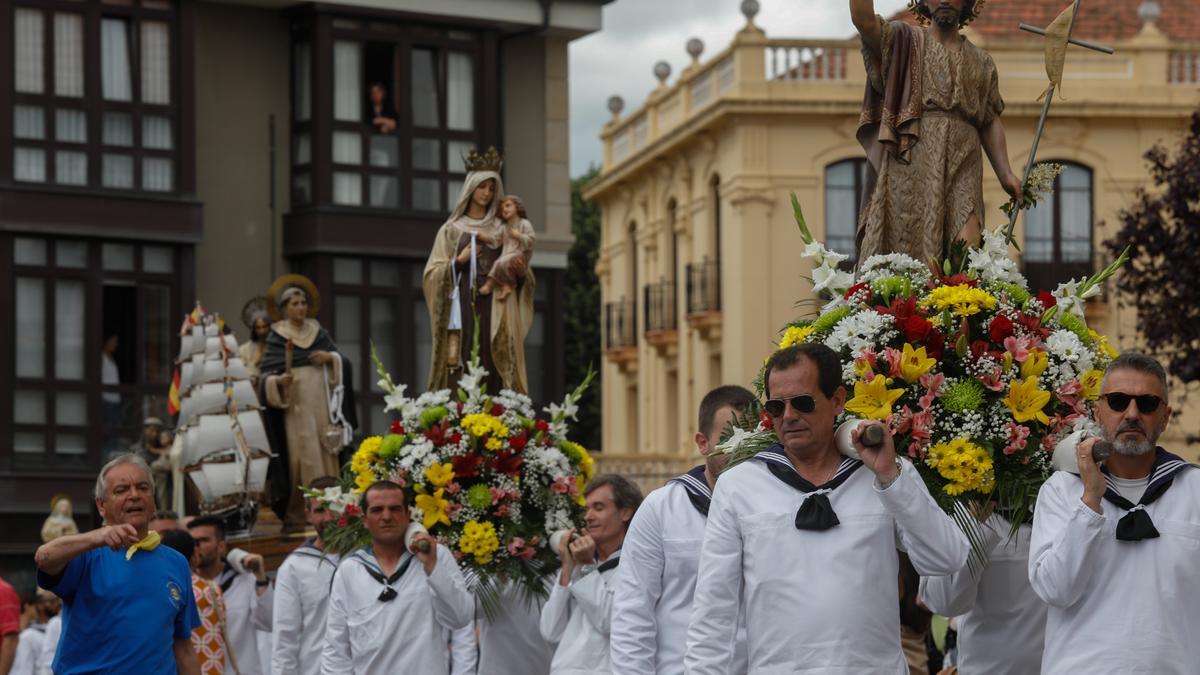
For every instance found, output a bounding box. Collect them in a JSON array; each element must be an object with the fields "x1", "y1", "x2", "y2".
[{"x1": 851, "y1": 0, "x2": 1023, "y2": 264}]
